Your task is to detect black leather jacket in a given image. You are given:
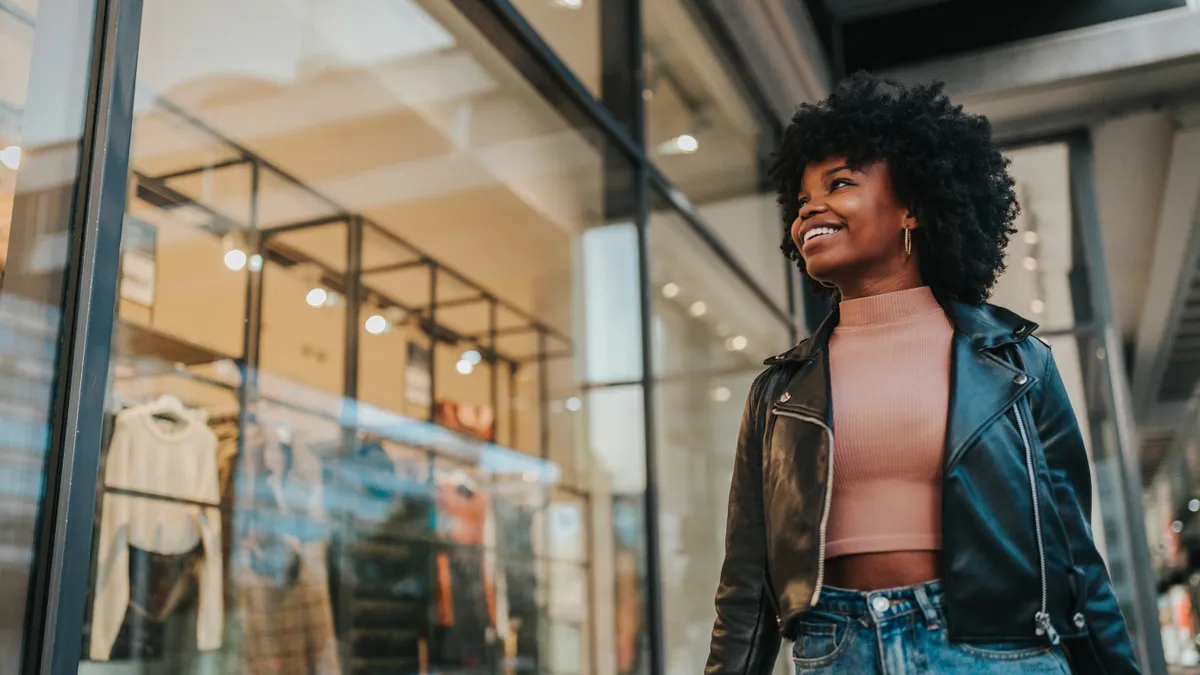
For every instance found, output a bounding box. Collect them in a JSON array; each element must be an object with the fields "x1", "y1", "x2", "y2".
[{"x1": 706, "y1": 298, "x2": 1140, "y2": 675}]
